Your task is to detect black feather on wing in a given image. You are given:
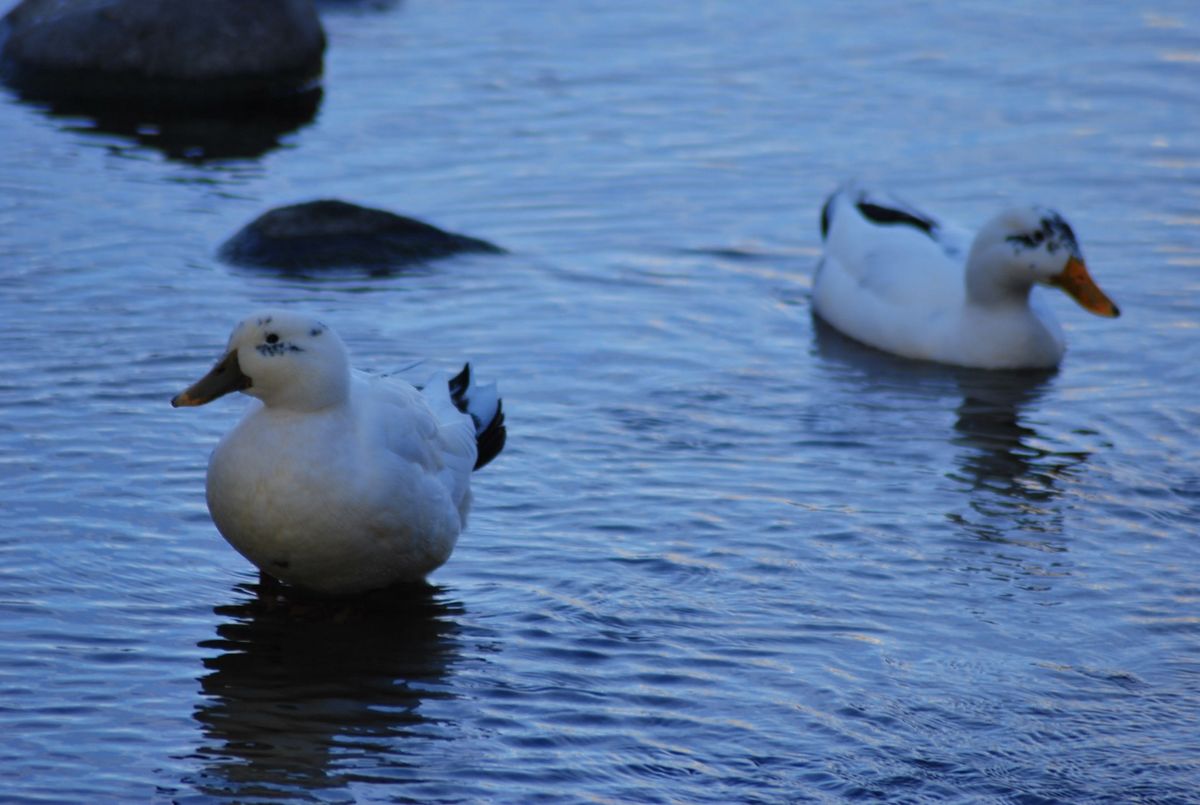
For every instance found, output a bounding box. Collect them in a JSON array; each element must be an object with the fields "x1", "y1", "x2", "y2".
[
  {"x1": 855, "y1": 200, "x2": 938, "y2": 237},
  {"x1": 448, "y1": 363, "x2": 471, "y2": 411},
  {"x1": 472, "y1": 400, "x2": 506, "y2": 471},
  {"x1": 821, "y1": 186, "x2": 940, "y2": 243},
  {"x1": 449, "y1": 363, "x2": 506, "y2": 471}
]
